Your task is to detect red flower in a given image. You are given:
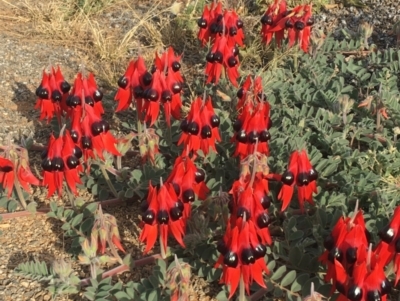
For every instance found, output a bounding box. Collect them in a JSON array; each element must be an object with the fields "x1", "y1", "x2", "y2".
[
  {"x1": 141, "y1": 69, "x2": 163, "y2": 126},
  {"x1": 115, "y1": 56, "x2": 150, "y2": 112},
  {"x1": 139, "y1": 182, "x2": 186, "y2": 254},
  {"x1": 0, "y1": 157, "x2": 15, "y2": 197},
  {"x1": 35, "y1": 66, "x2": 71, "y2": 122},
  {"x1": 278, "y1": 149, "x2": 318, "y2": 212},
  {"x1": 115, "y1": 49, "x2": 183, "y2": 127},
  {"x1": 17, "y1": 163, "x2": 41, "y2": 194},
  {"x1": 319, "y1": 207, "x2": 371, "y2": 294},
  {"x1": 197, "y1": 1, "x2": 243, "y2": 86},
  {"x1": 0, "y1": 147, "x2": 40, "y2": 198},
  {"x1": 178, "y1": 95, "x2": 221, "y2": 156},
  {"x1": 215, "y1": 218, "x2": 269, "y2": 299},
  {"x1": 374, "y1": 205, "x2": 400, "y2": 285},
  {"x1": 260, "y1": 0, "x2": 287, "y2": 46},
  {"x1": 41, "y1": 131, "x2": 83, "y2": 197},
  {"x1": 197, "y1": 1, "x2": 223, "y2": 46},
  {"x1": 232, "y1": 102, "x2": 271, "y2": 159},
  {"x1": 80, "y1": 104, "x2": 121, "y2": 161},
  {"x1": 229, "y1": 175, "x2": 272, "y2": 245},
  {"x1": 166, "y1": 154, "x2": 210, "y2": 216},
  {"x1": 154, "y1": 46, "x2": 184, "y2": 83},
  {"x1": 268, "y1": 4, "x2": 314, "y2": 52},
  {"x1": 67, "y1": 72, "x2": 104, "y2": 117},
  {"x1": 205, "y1": 34, "x2": 240, "y2": 87},
  {"x1": 197, "y1": 1, "x2": 244, "y2": 47},
  {"x1": 61, "y1": 130, "x2": 83, "y2": 194},
  {"x1": 331, "y1": 247, "x2": 391, "y2": 301}
]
